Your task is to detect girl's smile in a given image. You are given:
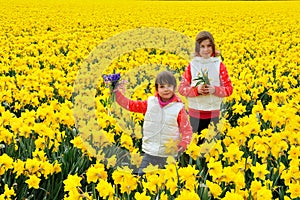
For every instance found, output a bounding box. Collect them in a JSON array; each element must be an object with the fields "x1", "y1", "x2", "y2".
[
  {"x1": 157, "y1": 84, "x2": 175, "y2": 102},
  {"x1": 199, "y1": 39, "x2": 213, "y2": 59}
]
